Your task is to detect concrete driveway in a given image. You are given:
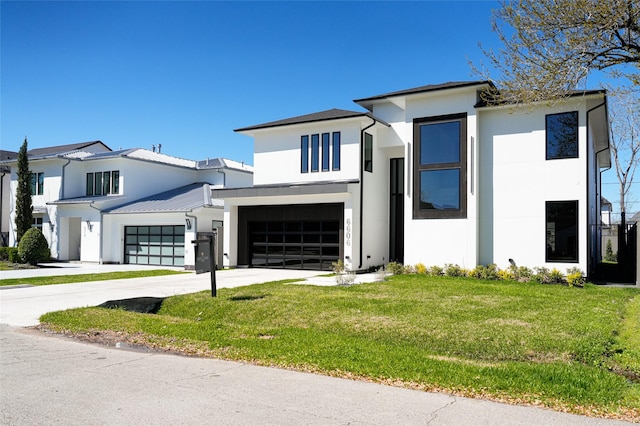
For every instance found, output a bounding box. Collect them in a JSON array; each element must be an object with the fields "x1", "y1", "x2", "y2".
[{"x1": 0, "y1": 265, "x2": 321, "y2": 326}]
